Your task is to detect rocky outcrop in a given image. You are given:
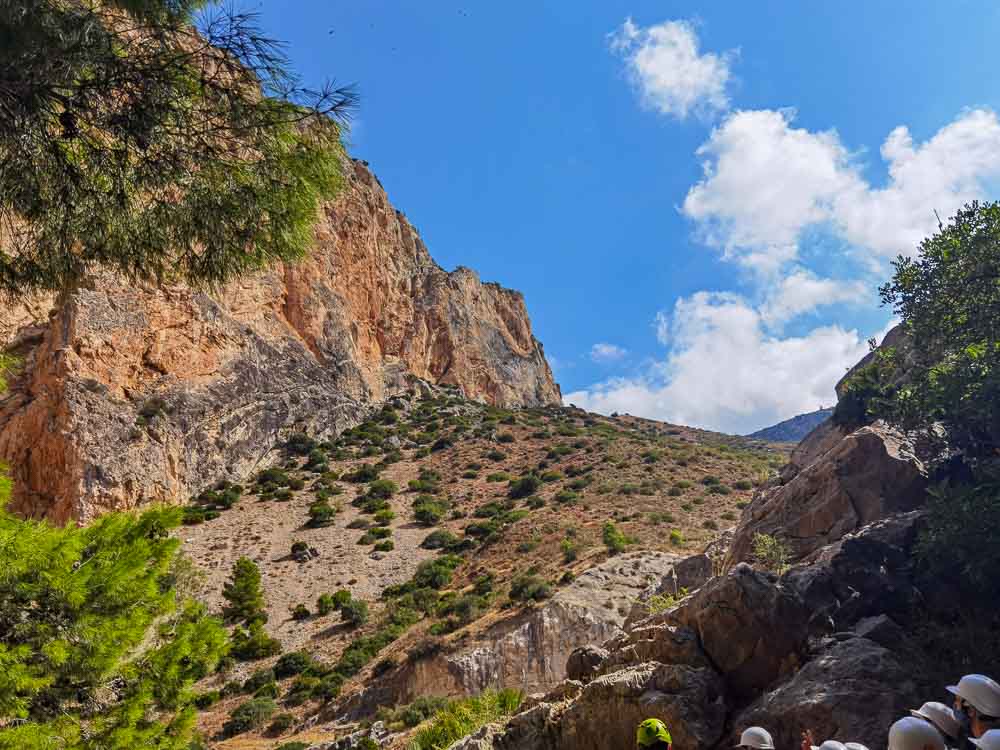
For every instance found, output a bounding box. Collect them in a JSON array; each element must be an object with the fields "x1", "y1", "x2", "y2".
[
  {"x1": 731, "y1": 637, "x2": 916, "y2": 750},
  {"x1": 392, "y1": 553, "x2": 682, "y2": 701},
  {"x1": 726, "y1": 422, "x2": 928, "y2": 566},
  {"x1": 0, "y1": 160, "x2": 560, "y2": 522}
]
